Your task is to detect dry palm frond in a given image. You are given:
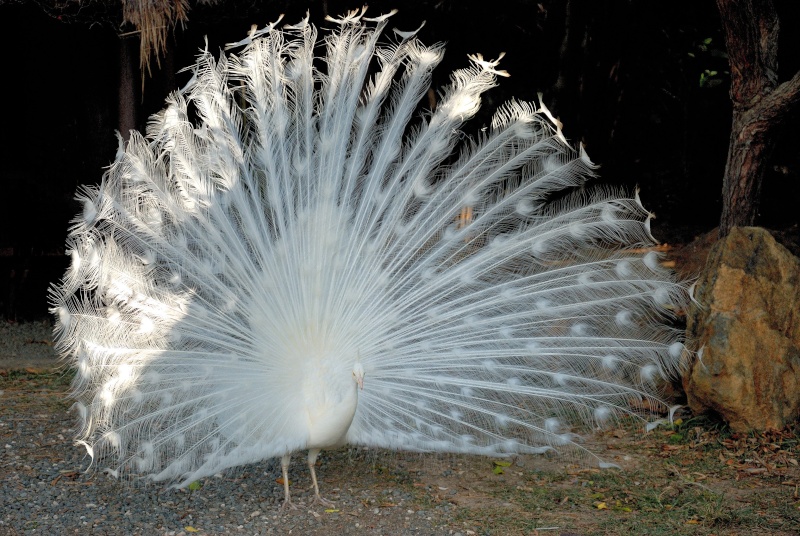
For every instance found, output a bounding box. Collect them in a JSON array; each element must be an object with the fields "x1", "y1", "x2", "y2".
[{"x1": 121, "y1": 0, "x2": 189, "y2": 76}]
